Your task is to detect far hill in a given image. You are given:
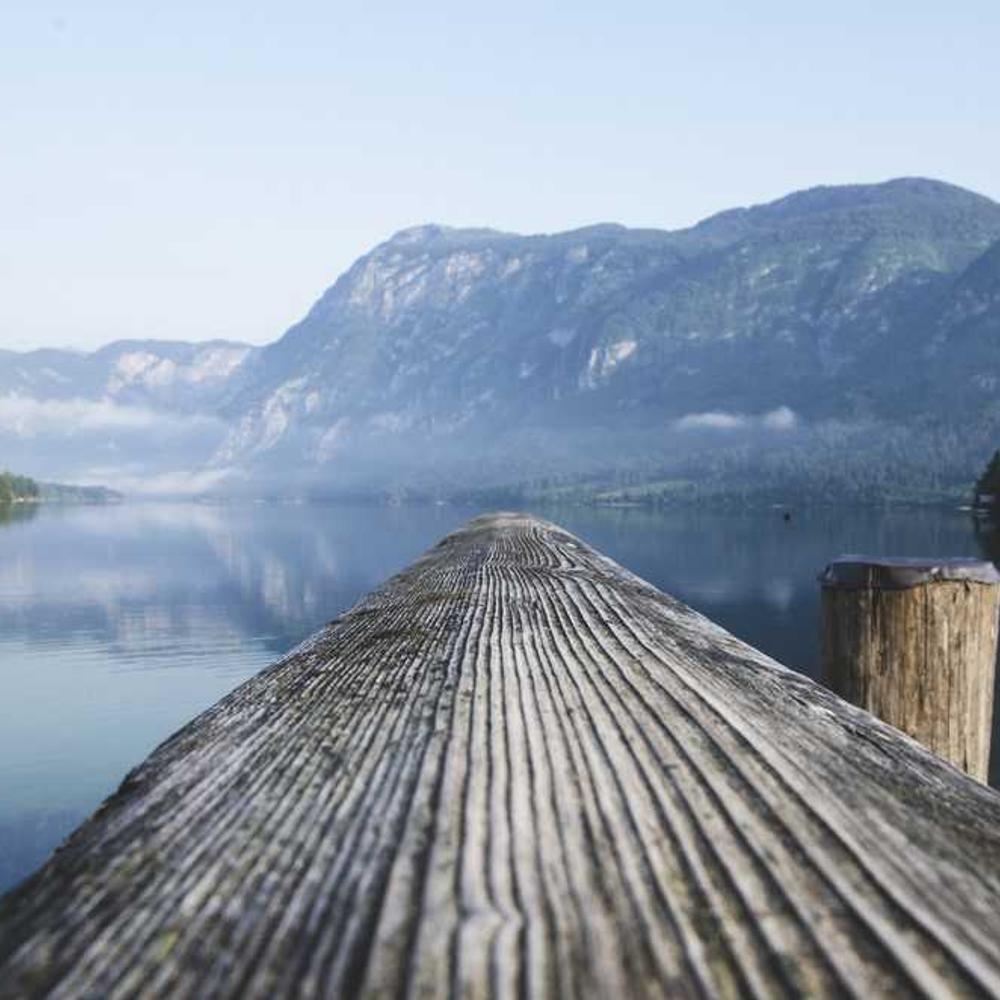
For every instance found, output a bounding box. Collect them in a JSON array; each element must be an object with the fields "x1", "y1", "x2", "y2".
[{"x1": 39, "y1": 482, "x2": 123, "y2": 504}]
